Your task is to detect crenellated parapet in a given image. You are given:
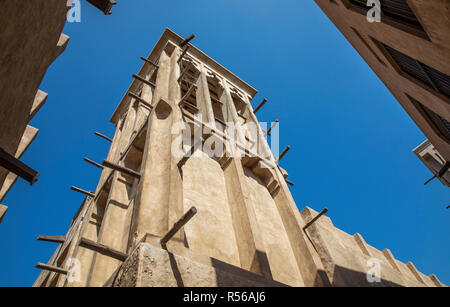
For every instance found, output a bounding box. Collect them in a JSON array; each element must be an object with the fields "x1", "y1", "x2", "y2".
[{"x1": 300, "y1": 206, "x2": 445, "y2": 287}]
